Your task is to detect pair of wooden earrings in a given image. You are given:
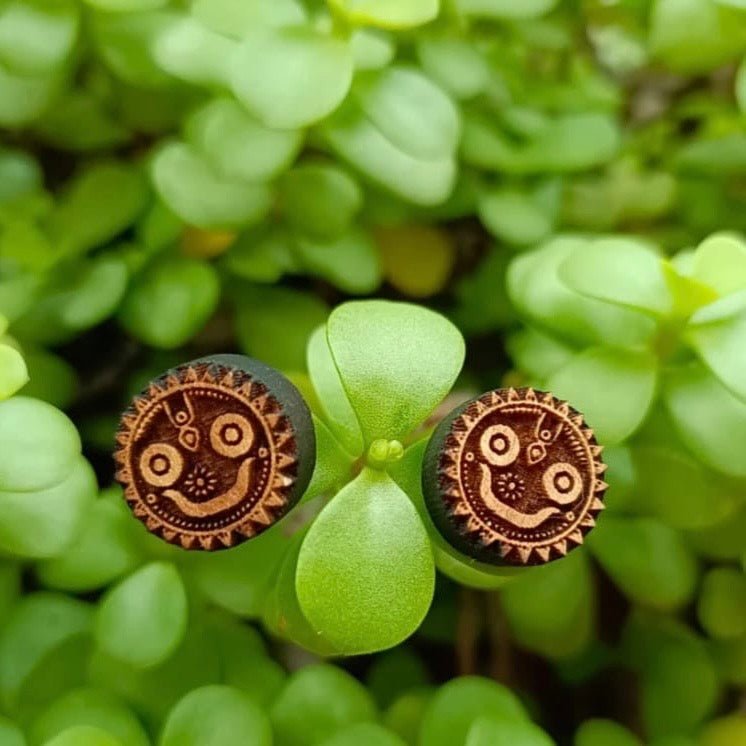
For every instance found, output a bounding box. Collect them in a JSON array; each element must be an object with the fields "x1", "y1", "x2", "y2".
[{"x1": 114, "y1": 356, "x2": 606, "y2": 566}]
